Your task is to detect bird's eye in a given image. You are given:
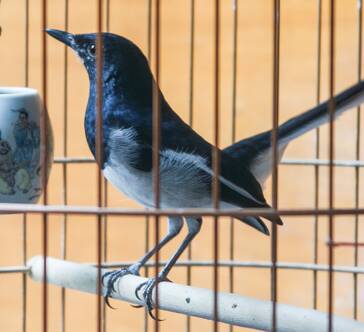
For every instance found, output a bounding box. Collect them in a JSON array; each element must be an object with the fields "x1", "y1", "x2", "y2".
[{"x1": 87, "y1": 43, "x2": 96, "y2": 57}]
